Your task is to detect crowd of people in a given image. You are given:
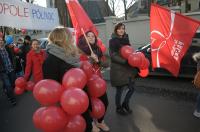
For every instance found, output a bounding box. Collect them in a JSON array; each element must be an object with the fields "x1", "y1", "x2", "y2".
[{"x1": 0, "y1": 22, "x2": 200, "y2": 132}]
